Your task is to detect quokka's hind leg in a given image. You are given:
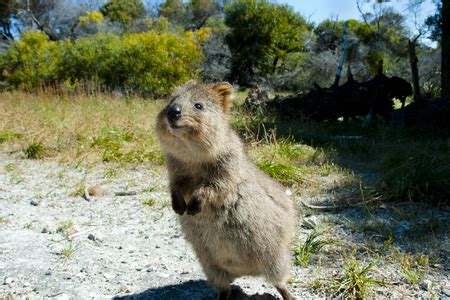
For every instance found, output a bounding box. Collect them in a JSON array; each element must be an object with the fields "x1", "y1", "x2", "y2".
[
  {"x1": 266, "y1": 252, "x2": 296, "y2": 300},
  {"x1": 275, "y1": 283, "x2": 296, "y2": 300},
  {"x1": 202, "y1": 264, "x2": 233, "y2": 300}
]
